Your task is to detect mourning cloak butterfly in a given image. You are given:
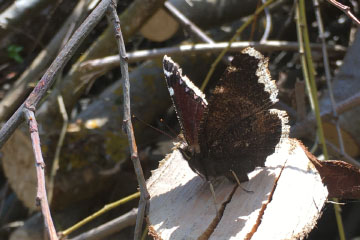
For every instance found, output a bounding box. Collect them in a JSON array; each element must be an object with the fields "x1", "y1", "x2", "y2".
[{"x1": 163, "y1": 48, "x2": 289, "y2": 182}]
